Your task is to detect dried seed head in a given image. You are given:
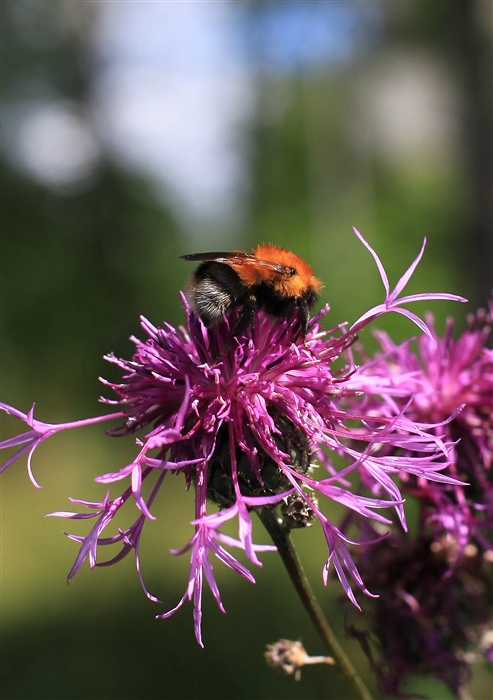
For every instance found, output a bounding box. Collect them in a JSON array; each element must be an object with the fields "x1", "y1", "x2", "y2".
[{"x1": 265, "y1": 639, "x2": 334, "y2": 681}]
